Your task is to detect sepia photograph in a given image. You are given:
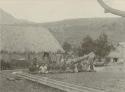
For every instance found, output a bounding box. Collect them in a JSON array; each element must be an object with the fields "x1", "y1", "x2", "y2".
[{"x1": 0, "y1": 0, "x2": 125, "y2": 92}]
